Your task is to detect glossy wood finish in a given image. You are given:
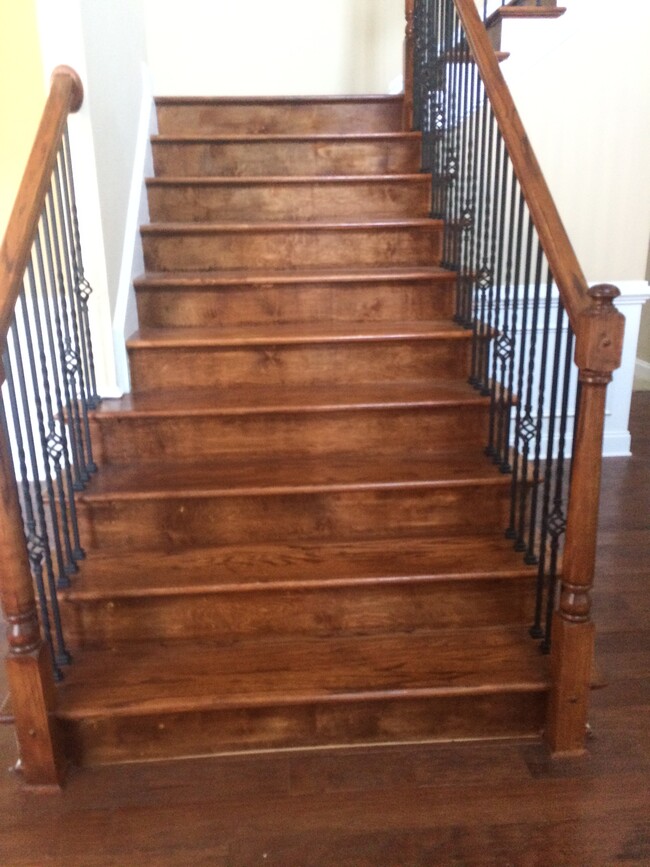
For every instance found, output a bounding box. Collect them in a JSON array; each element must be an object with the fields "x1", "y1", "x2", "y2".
[
  {"x1": 155, "y1": 95, "x2": 404, "y2": 135},
  {"x1": 89, "y1": 381, "x2": 490, "y2": 462},
  {"x1": 151, "y1": 133, "x2": 423, "y2": 178},
  {"x1": 0, "y1": 395, "x2": 647, "y2": 862},
  {"x1": 127, "y1": 322, "x2": 473, "y2": 390},
  {"x1": 141, "y1": 219, "x2": 444, "y2": 271},
  {"x1": 134, "y1": 267, "x2": 456, "y2": 327},
  {"x1": 146, "y1": 175, "x2": 432, "y2": 222},
  {"x1": 453, "y1": 0, "x2": 624, "y2": 756},
  {"x1": 403, "y1": 0, "x2": 415, "y2": 129}
]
